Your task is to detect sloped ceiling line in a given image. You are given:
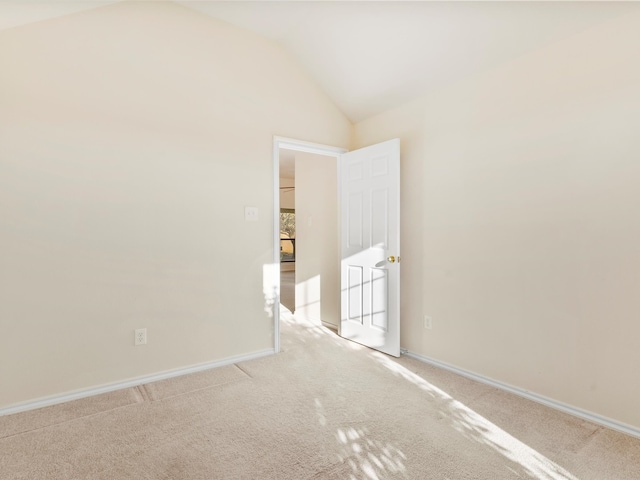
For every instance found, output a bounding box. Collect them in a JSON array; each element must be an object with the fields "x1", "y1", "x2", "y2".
[{"x1": 1, "y1": 1, "x2": 636, "y2": 122}]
